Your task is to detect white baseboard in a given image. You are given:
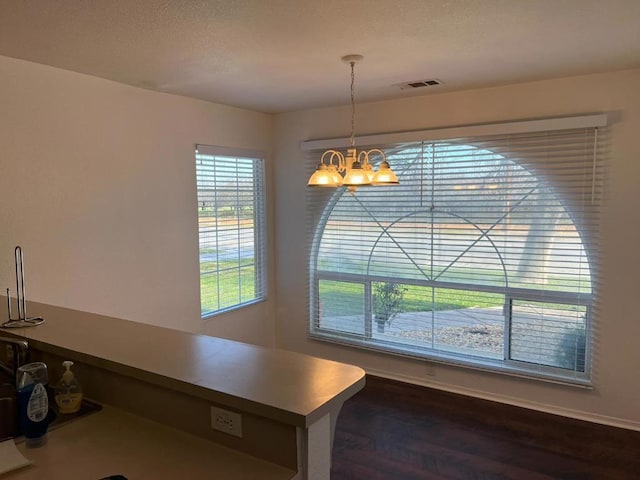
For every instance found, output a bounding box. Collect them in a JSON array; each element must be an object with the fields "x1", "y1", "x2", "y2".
[{"x1": 365, "y1": 367, "x2": 640, "y2": 432}]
